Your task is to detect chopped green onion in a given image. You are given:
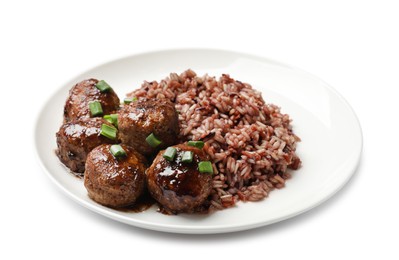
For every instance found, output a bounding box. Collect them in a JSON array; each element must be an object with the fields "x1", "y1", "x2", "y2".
[
  {"x1": 198, "y1": 161, "x2": 213, "y2": 174},
  {"x1": 187, "y1": 140, "x2": 204, "y2": 149},
  {"x1": 103, "y1": 114, "x2": 118, "y2": 128},
  {"x1": 163, "y1": 147, "x2": 177, "y2": 161},
  {"x1": 89, "y1": 101, "x2": 103, "y2": 117},
  {"x1": 100, "y1": 124, "x2": 117, "y2": 140},
  {"x1": 124, "y1": 97, "x2": 137, "y2": 104},
  {"x1": 182, "y1": 151, "x2": 193, "y2": 163},
  {"x1": 146, "y1": 133, "x2": 162, "y2": 148},
  {"x1": 110, "y1": 144, "x2": 127, "y2": 158},
  {"x1": 95, "y1": 80, "x2": 112, "y2": 92}
]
